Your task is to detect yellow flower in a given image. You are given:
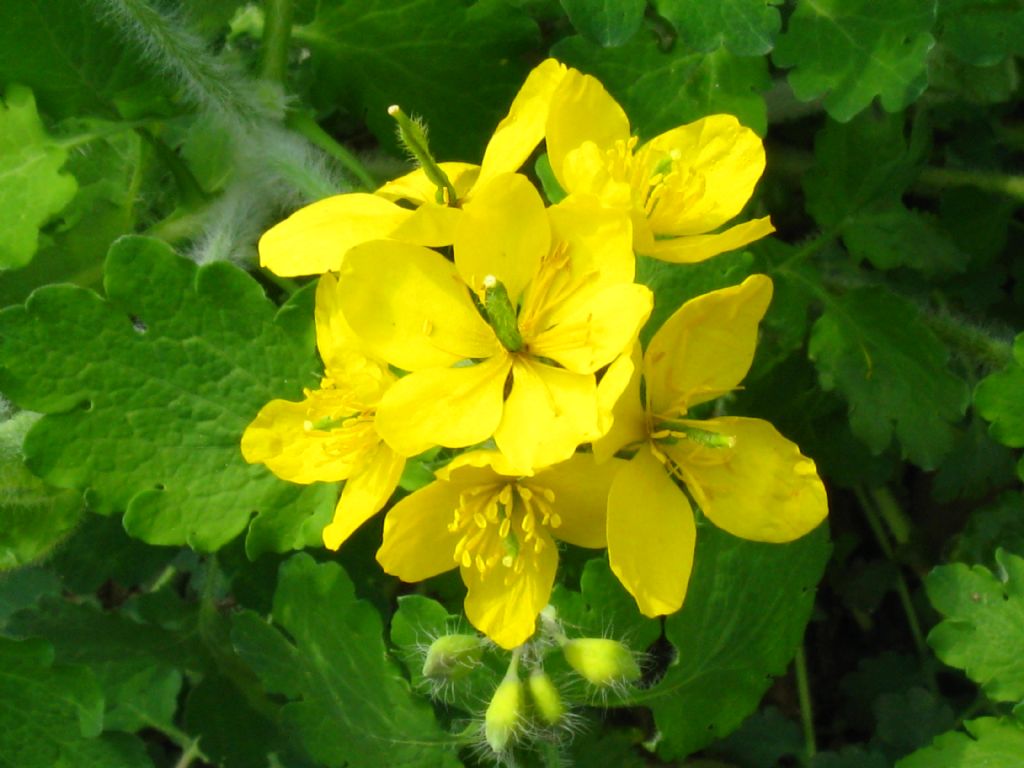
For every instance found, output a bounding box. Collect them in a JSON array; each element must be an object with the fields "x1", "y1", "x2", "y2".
[
  {"x1": 258, "y1": 59, "x2": 568, "y2": 276},
  {"x1": 241, "y1": 273, "x2": 405, "y2": 550},
  {"x1": 545, "y1": 69, "x2": 775, "y2": 264},
  {"x1": 336, "y1": 172, "x2": 652, "y2": 471},
  {"x1": 594, "y1": 275, "x2": 828, "y2": 616},
  {"x1": 375, "y1": 451, "x2": 618, "y2": 649}
]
